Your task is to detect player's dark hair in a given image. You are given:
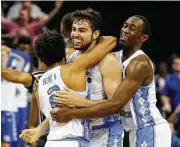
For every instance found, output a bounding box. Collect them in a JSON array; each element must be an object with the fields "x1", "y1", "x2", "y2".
[
  {"x1": 134, "y1": 15, "x2": 151, "y2": 36},
  {"x1": 61, "y1": 13, "x2": 73, "y2": 39},
  {"x1": 33, "y1": 30, "x2": 65, "y2": 66},
  {"x1": 72, "y1": 8, "x2": 102, "y2": 31}
]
